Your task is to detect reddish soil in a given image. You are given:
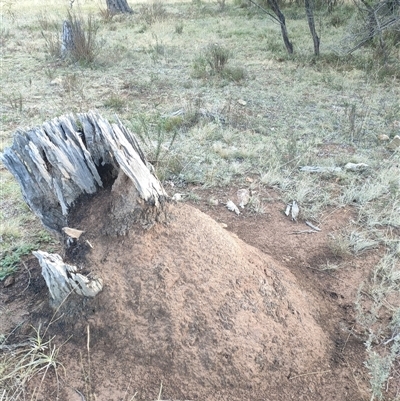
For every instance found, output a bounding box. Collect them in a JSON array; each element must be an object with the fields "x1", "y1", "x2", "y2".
[{"x1": 0, "y1": 184, "x2": 378, "y2": 401}]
